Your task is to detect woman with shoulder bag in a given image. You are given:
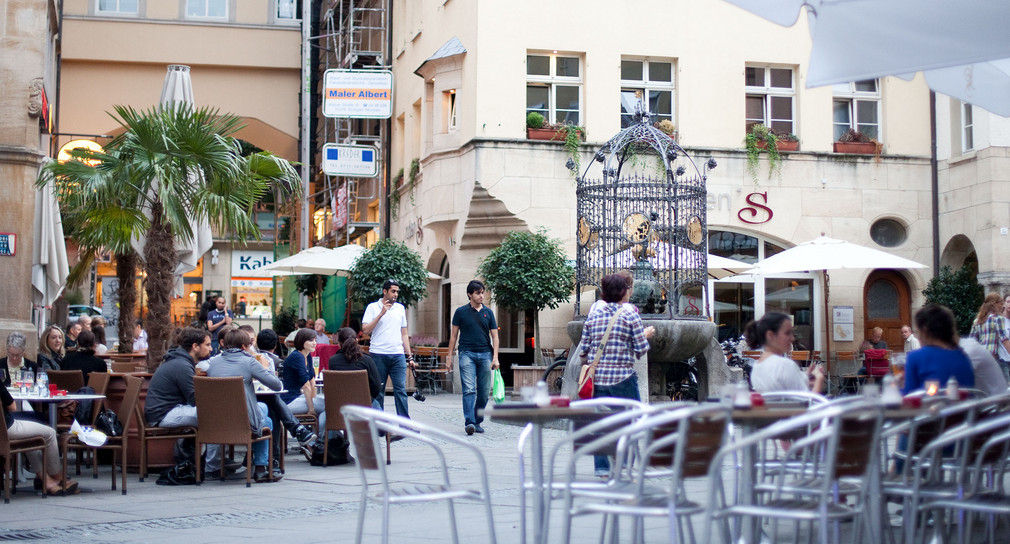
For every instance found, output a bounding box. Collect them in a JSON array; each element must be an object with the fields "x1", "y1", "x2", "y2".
[
  {"x1": 970, "y1": 292, "x2": 1010, "y2": 382},
  {"x1": 575, "y1": 273, "x2": 654, "y2": 477}
]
